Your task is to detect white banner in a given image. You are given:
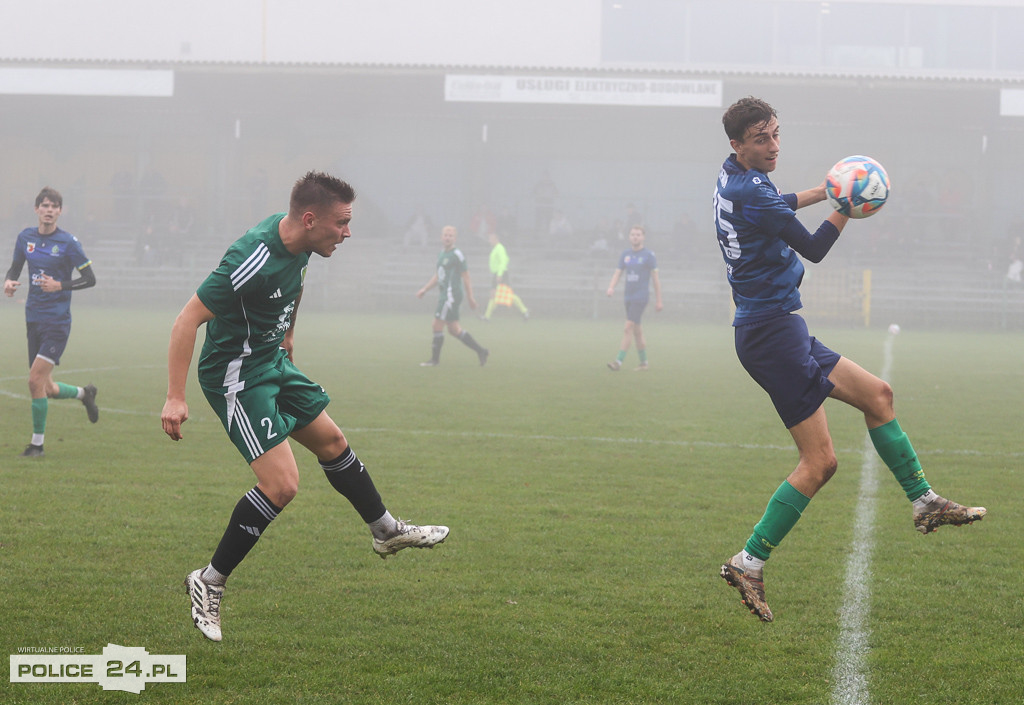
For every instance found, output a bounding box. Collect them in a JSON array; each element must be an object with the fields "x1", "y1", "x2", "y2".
[
  {"x1": 0, "y1": 68, "x2": 174, "y2": 97},
  {"x1": 1001, "y1": 88, "x2": 1024, "y2": 116},
  {"x1": 445, "y1": 74, "x2": 722, "y2": 107}
]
